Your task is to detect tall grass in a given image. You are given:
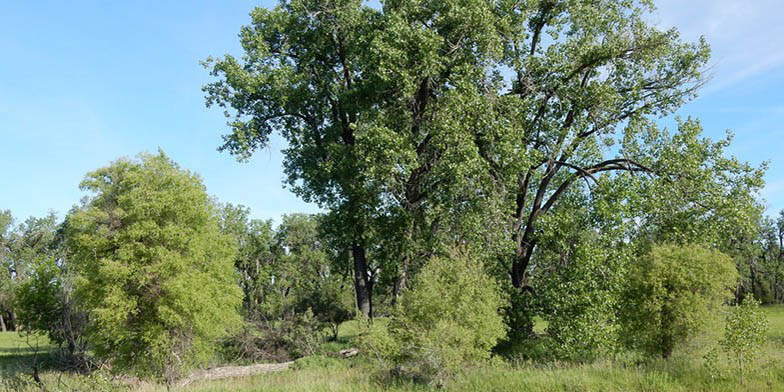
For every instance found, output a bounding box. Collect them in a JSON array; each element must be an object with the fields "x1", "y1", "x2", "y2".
[{"x1": 2, "y1": 306, "x2": 784, "y2": 391}]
